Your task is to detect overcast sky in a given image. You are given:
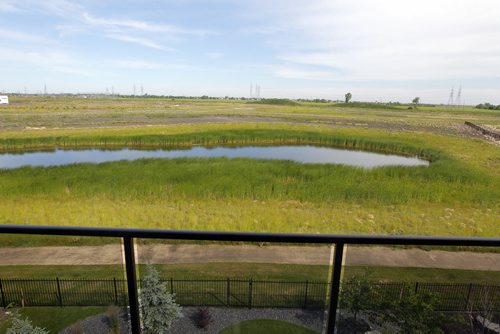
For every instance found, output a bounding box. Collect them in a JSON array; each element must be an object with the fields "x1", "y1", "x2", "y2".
[{"x1": 1, "y1": 0, "x2": 500, "y2": 104}]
